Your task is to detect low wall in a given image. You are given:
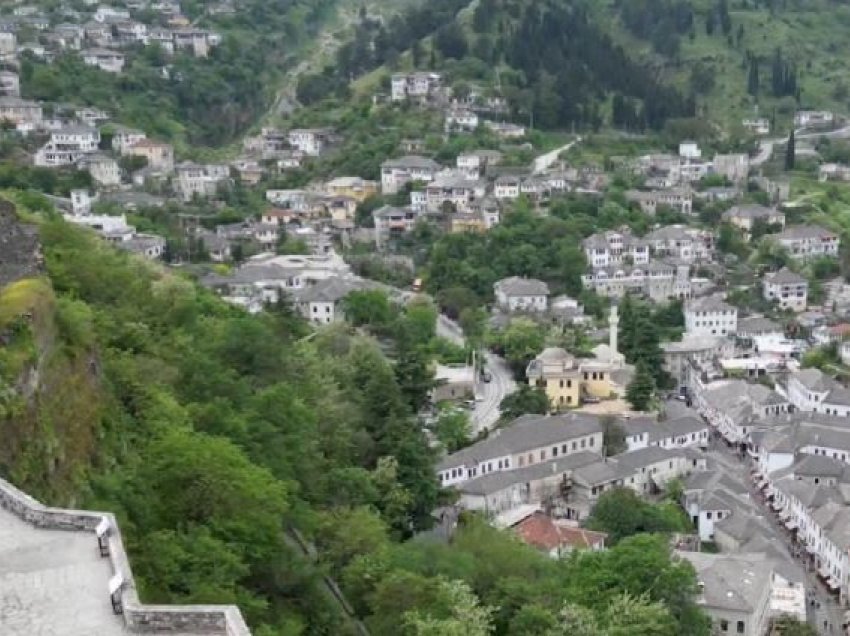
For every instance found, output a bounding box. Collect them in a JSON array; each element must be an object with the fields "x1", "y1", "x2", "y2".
[{"x1": 0, "y1": 476, "x2": 252, "y2": 636}]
